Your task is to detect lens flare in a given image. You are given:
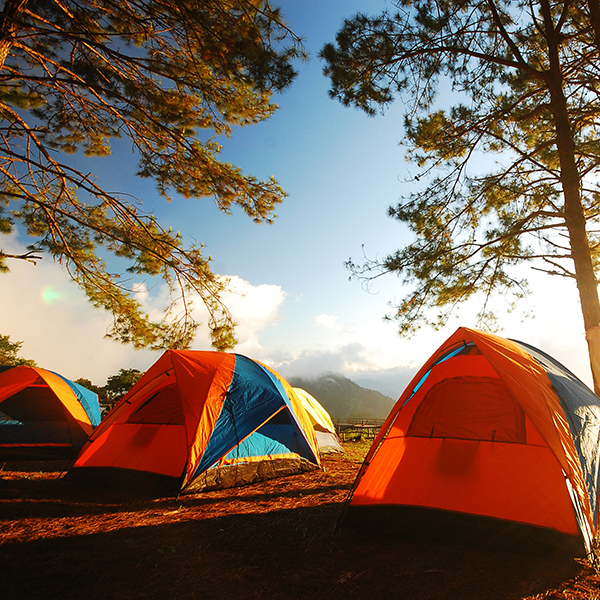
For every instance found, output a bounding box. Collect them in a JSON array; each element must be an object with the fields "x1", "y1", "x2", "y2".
[{"x1": 41, "y1": 286, "x2": 62, "y2": 304}]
